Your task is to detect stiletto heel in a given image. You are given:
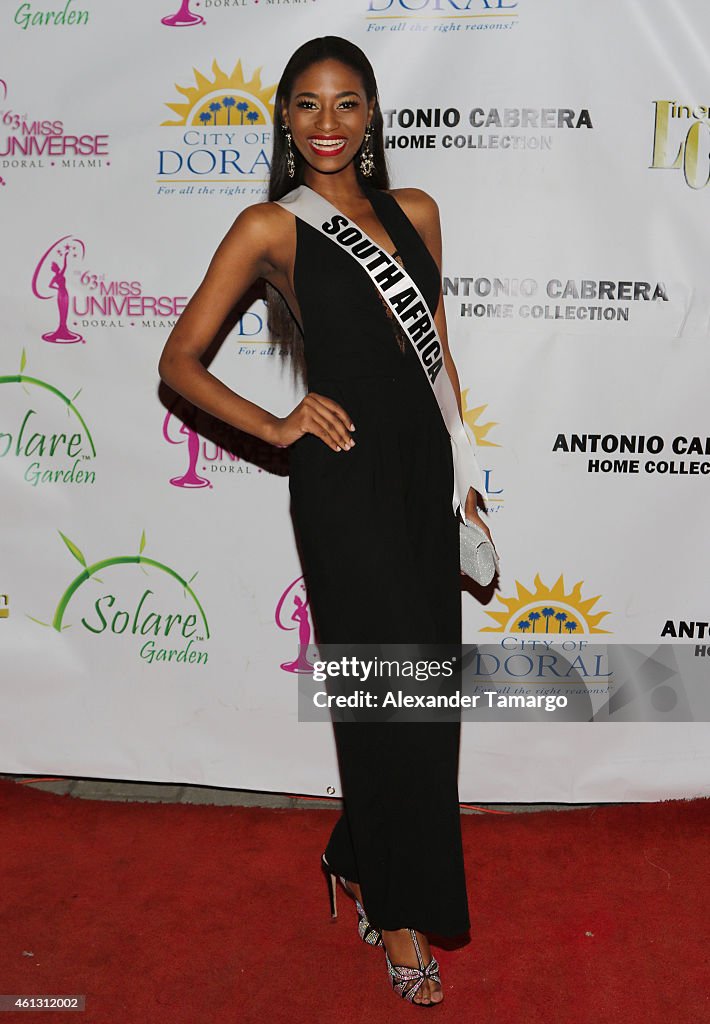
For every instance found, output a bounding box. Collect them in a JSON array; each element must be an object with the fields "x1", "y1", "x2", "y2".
[
  {"x1": 320, "y1": 853, "x2": 383, "y2": 946},
  {"x1": 385, "y1": 928, "x2": 442, "y2": 1007},
  {"x1": 322, "y1": 854, "x2": 338, "y2": 918}
]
